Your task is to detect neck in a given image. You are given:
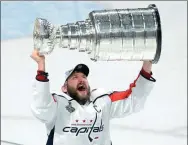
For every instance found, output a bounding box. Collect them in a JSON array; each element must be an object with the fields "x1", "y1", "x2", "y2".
[{"x1": 77, "y1": 99, "x2": 88, "y2": 105}]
